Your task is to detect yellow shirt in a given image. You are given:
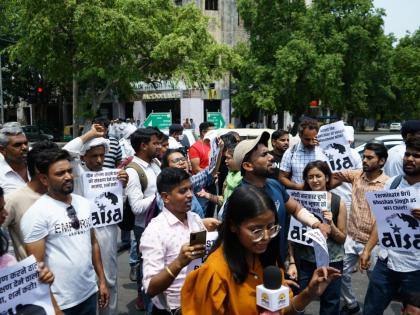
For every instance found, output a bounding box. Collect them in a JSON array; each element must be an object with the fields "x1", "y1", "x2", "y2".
[{"x1": 181, "y1": 245, "x2": 292, "y2": 315}]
